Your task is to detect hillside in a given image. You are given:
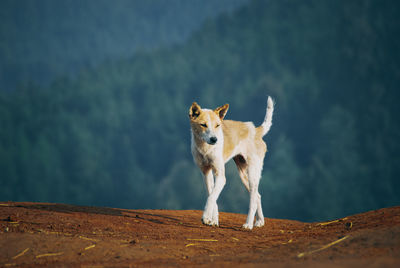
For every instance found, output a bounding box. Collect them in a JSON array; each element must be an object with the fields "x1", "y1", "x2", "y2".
[{"x1": 1, "y1": 202, "x2": 399, "y2": 267}]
